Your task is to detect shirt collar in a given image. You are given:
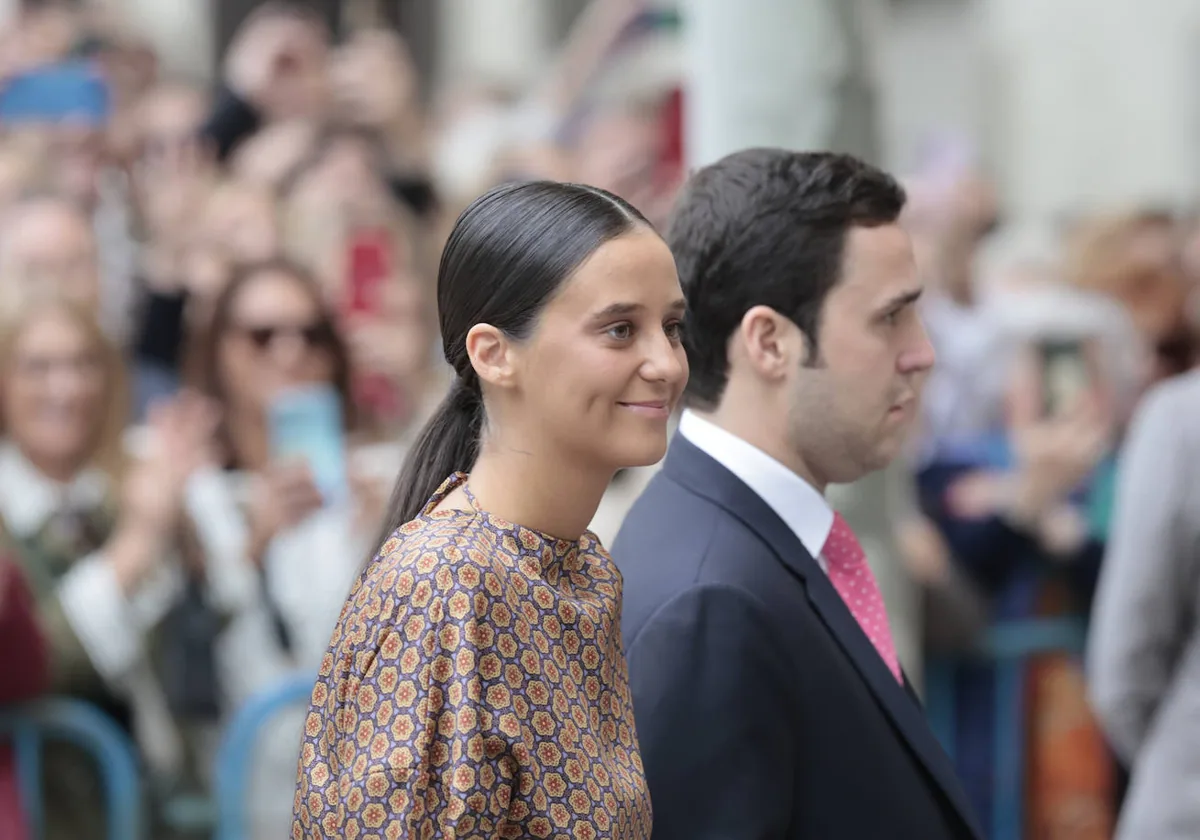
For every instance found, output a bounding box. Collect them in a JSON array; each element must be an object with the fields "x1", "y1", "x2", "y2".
[
  {"x1": 678, "y1": 410, "x2": 834, "y2": 561},
  {"x1": 0, "y1": 441, "x2": 111, "y2": 538}
]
